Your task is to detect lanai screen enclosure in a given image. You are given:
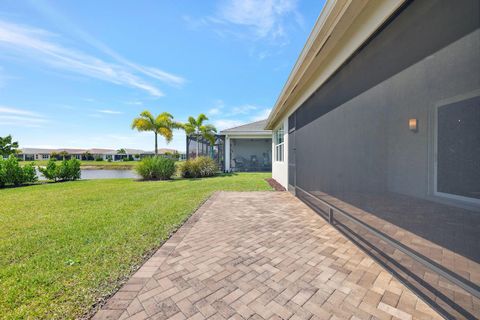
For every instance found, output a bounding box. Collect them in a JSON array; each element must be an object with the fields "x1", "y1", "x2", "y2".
[
  {"x1": 267, "y1": 0, "x2": 479, "y2": 318},
  {"x1": 186, "y1": 120, "x2": 272, "y2": 172}
]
